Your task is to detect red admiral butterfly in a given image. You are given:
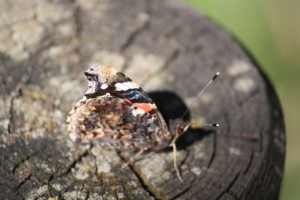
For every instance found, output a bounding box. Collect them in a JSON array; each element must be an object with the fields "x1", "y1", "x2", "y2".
[{"x1": 67, "y1": 65, "x2": 219, "y2": 182}]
